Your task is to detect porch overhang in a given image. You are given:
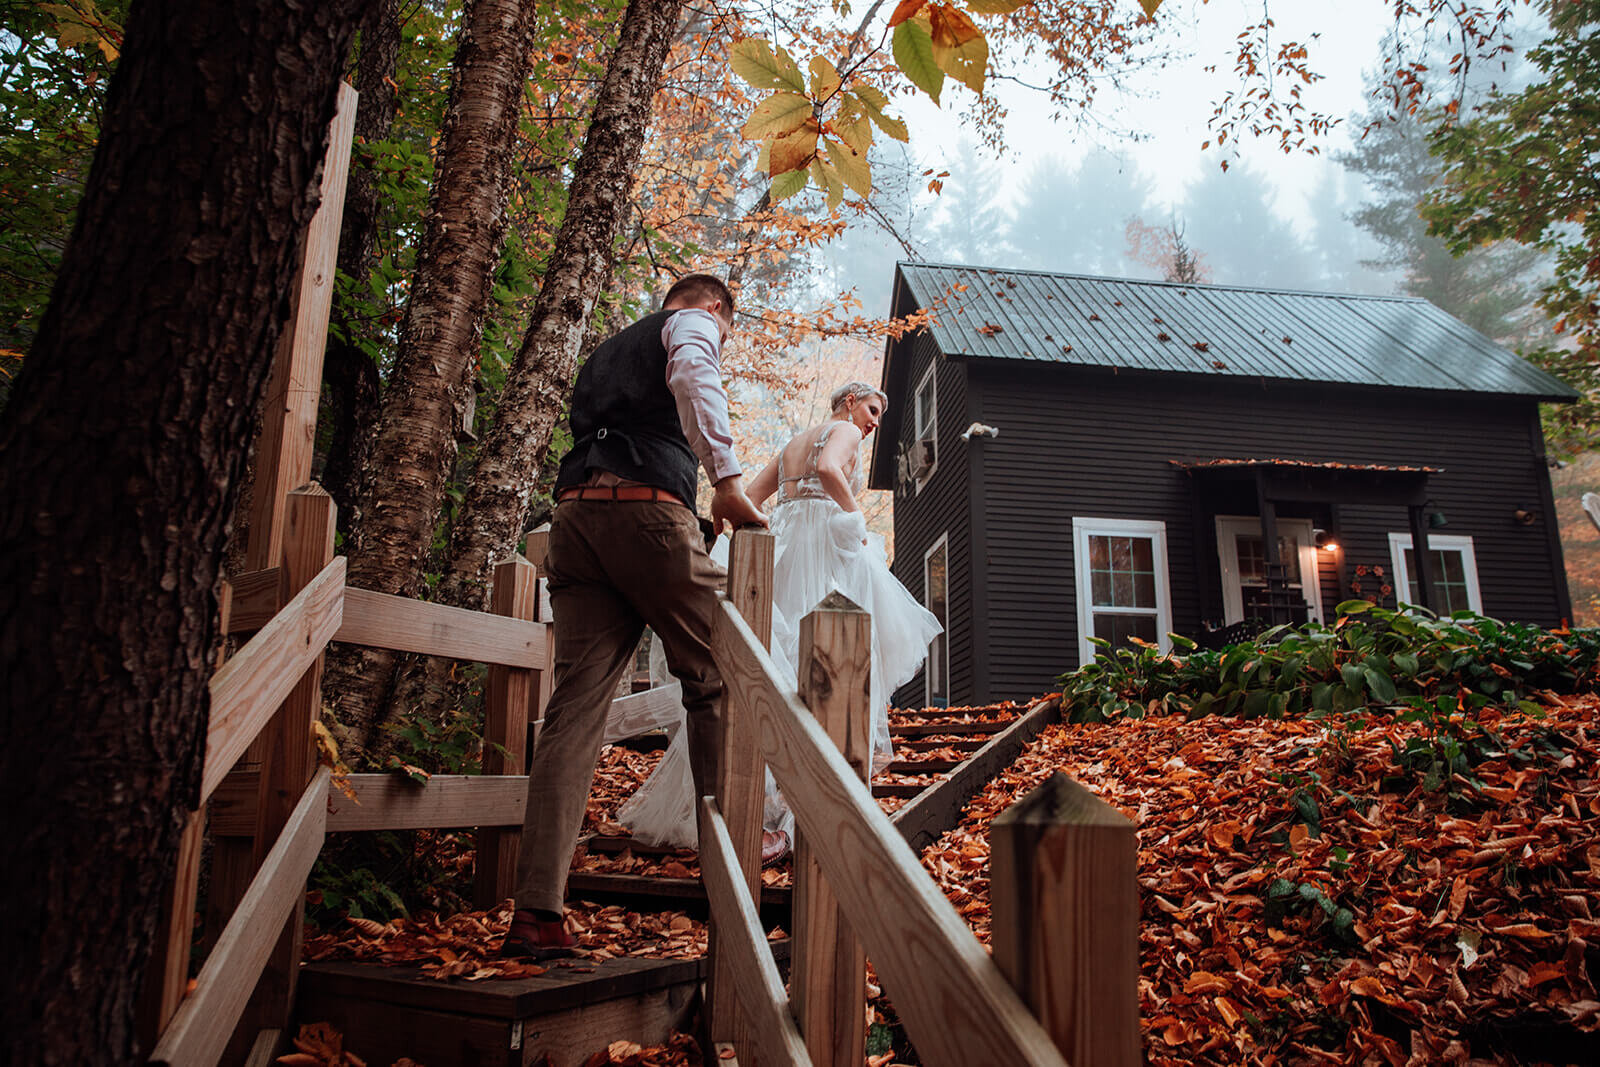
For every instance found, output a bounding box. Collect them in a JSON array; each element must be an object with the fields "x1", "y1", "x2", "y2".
[
  {"x1": 1172, "y1": 457, "x2": 1450, "y2": 618},
  {"x1": 1171, "y1": 457, "x2": 1443, "y2": 507}
]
